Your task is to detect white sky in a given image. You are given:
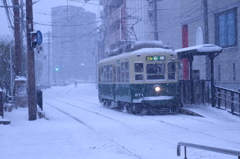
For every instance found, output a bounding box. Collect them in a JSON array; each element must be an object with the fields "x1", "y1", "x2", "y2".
[{"x1": 0, "y1": 0, "x2": 102, "y2": 36}]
